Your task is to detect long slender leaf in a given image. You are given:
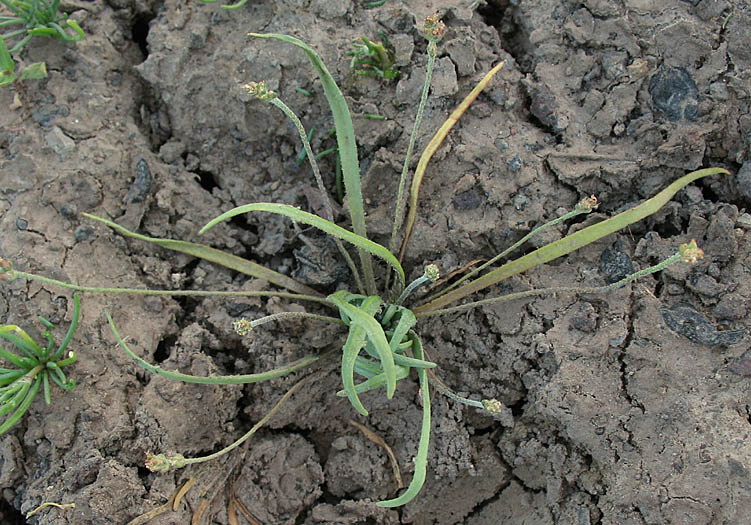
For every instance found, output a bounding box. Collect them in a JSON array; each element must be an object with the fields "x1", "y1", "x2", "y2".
[
  {"x1": 377, "y1": 331, "x2": 430, "y2": 507},
  {"x1": 416, "y1": 167, "x2": 729, "y2": 312},
  {"x1": 107, "y1": 312, "x2": 321, "y2": 384},
  {"x1": 339, "y1": 320, "x2": 370, "y2": 415},
  {"x1": 83, "y1": 213, "x2": 321, "y2": 297},
  {"x1": 201, "y1": 203, "x2": 405, "y2": 289},
  {"x1": 0, "y1": 376, "x2": 40, "y2": 435},
  {"x1": 249, "y1": 33, "x2": 377, "y2": 294},
  {"x1": 328, "y1": 291, "x2": 397, "y2": 398}
]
